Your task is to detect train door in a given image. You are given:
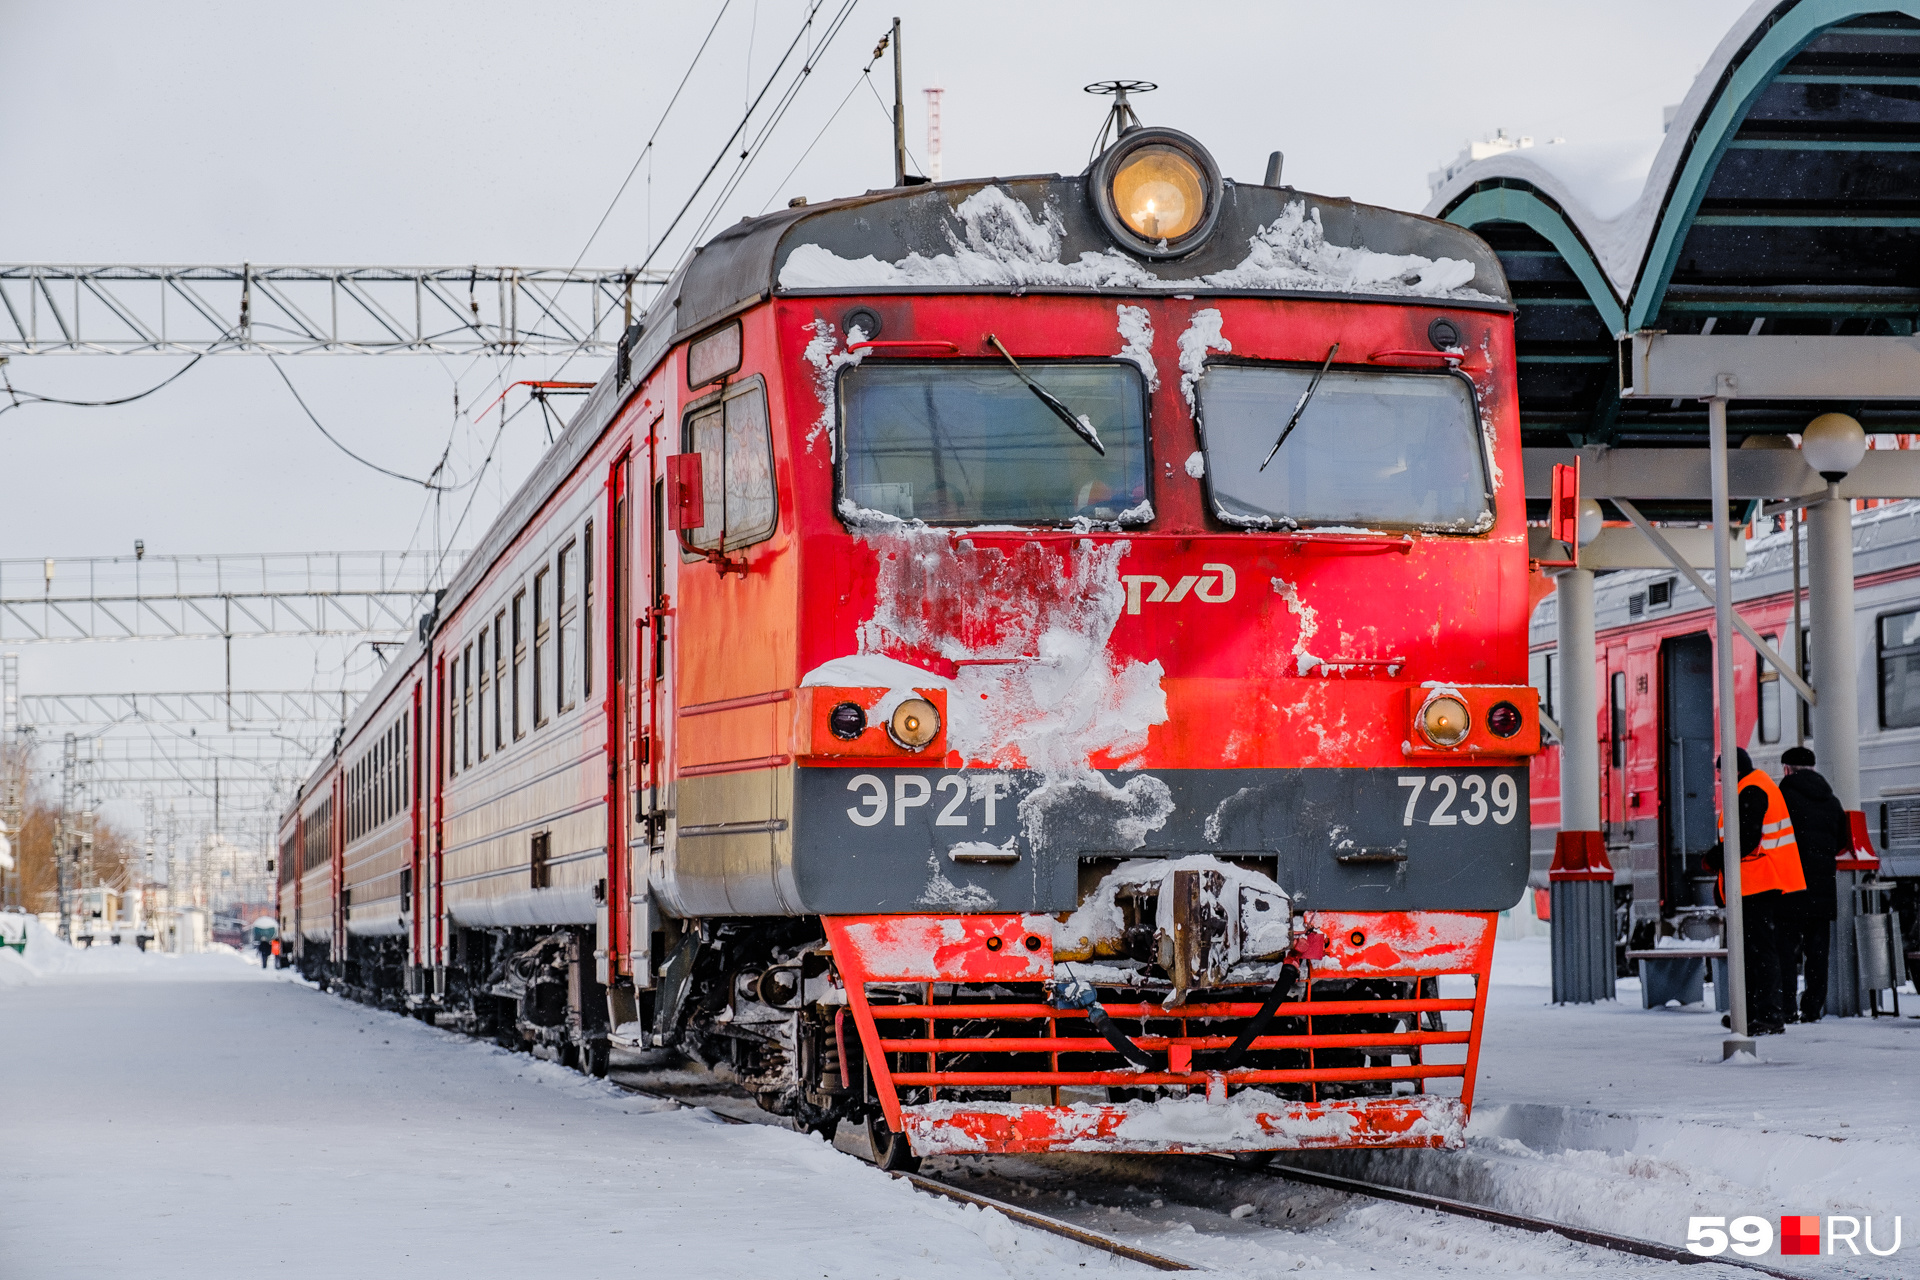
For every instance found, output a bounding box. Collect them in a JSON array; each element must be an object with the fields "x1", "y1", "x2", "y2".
[
  {"x1": 639, "y1": 407, "x2": 667, "y2": 983},
  {"x1": 603, "y1": 452, "x2": 632, "y2": 990},
  {"x1": 1660, "y1": 633, "x2": 1716, "y2": 922},
  {"x1": 1602, "y1": 645, "x2": 1629, "y2": 838},
  {"x1": 408, "y1": 678, "x2": 423, "y2": 986}
]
